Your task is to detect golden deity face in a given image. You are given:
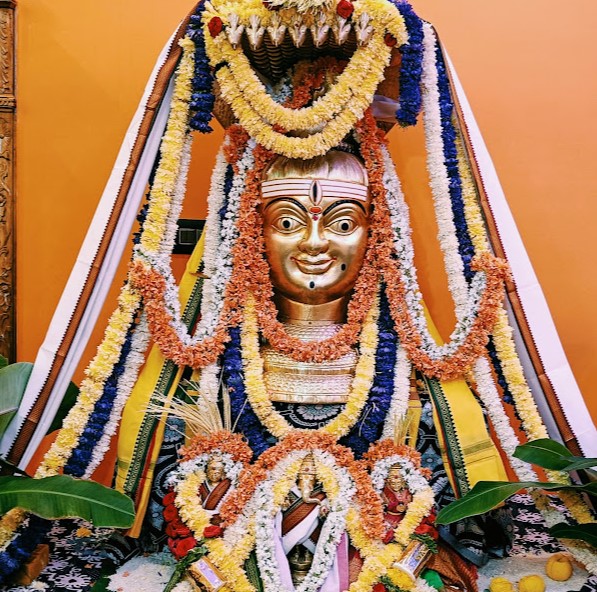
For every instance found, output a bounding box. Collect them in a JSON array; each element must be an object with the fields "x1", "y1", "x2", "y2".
[
  {"x1": 386, "y1": 465, "x2": 407, "y2": 493},
  {"x1": 261, "y1": 151, "x2": 371, "y2": 307},
  {"x1": 206, "y1": 457, "x2": 226, "y2": 485}
]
